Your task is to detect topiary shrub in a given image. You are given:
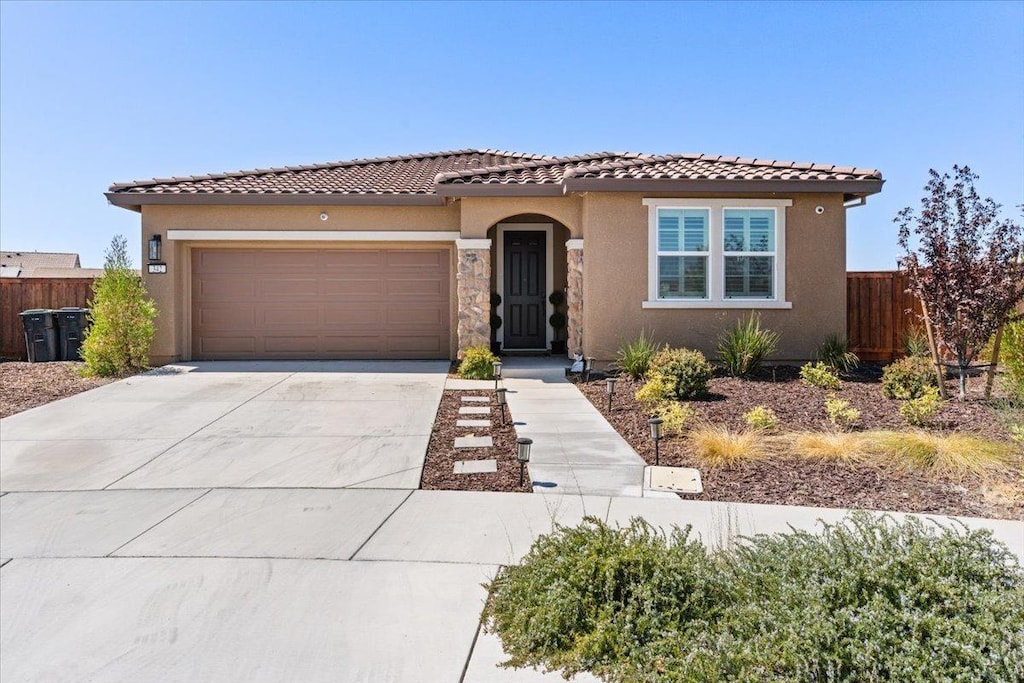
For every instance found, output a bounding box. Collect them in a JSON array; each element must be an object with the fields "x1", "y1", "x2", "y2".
[
  {"x1": 457, "y1": 345, "x2": 498, "y2": 379},
  {"x1": 484, "y1": 513, "x2": 1024, "y2": 683},
  {"x1": 882, "y1": 355, "x2": 938, "y2": 399},
  {"x1": 717, "y1": 312, "x2": 779, "y2": 377},
  {"x1": 650, "y1": 346, "x2": 713, "y2": 399},
  {"x1": 800, "y1": 361, "x2": 842, "y2": 390},
  {"x1": 81, "y1": 235, "x2": 157, "y2": 377}
]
